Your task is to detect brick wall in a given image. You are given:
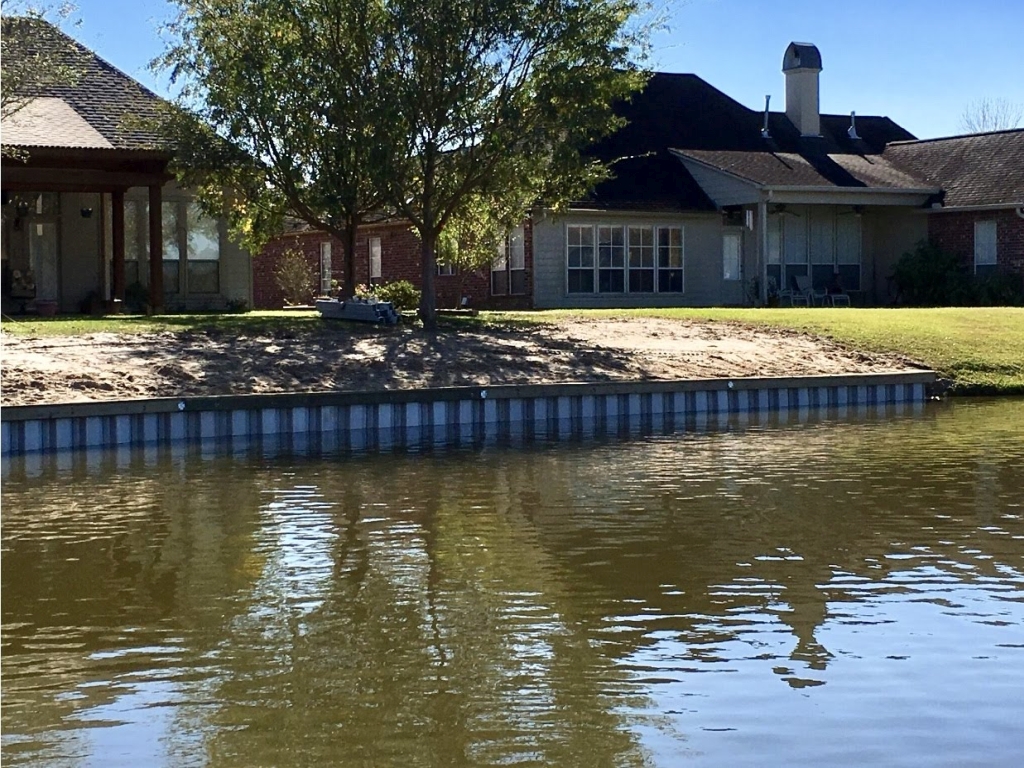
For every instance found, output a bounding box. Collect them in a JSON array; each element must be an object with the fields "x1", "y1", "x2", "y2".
[
  {"x1": 254, "y1": 218, "x2": 535, "y2": 310},
  {"x1": 928, "y1": 208, "x2": 1024, "y2": 276}
]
